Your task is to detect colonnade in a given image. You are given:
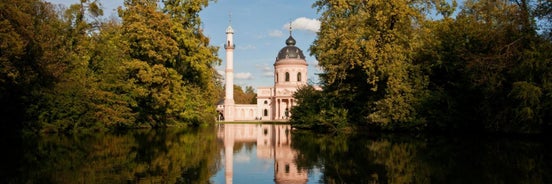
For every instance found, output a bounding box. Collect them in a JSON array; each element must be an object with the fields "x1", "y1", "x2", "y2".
[{"x1": 273, "y1": 98, "x2": 294, "y2": 120}]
